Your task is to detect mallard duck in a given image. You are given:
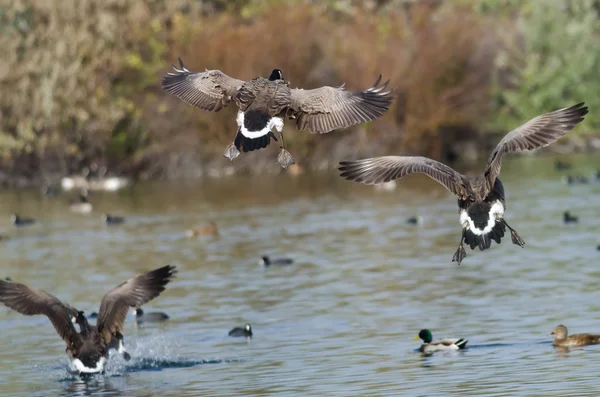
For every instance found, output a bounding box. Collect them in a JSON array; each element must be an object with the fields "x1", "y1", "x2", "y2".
[
  {"x1": 550, "y1": 325, "x2": 600, "y2": 347},
  {"x1": 414, "y1": 329, "x2": 468, "y2": 353},
  {"x1": 185, "y1": 221, "x2": 219, "y2": 237},
  {"x1": 339, "y1": 103, "x2": 588, "y2": 265},
  {"x1": 229, "y1": 324, "x2": 252, "y2": 338},
  {"x1": 0, "y1": 265, "x2": 176, "y2": 374},
  {"x1": 161, "y1": 58, "x2": 394, "y2": 168}
]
